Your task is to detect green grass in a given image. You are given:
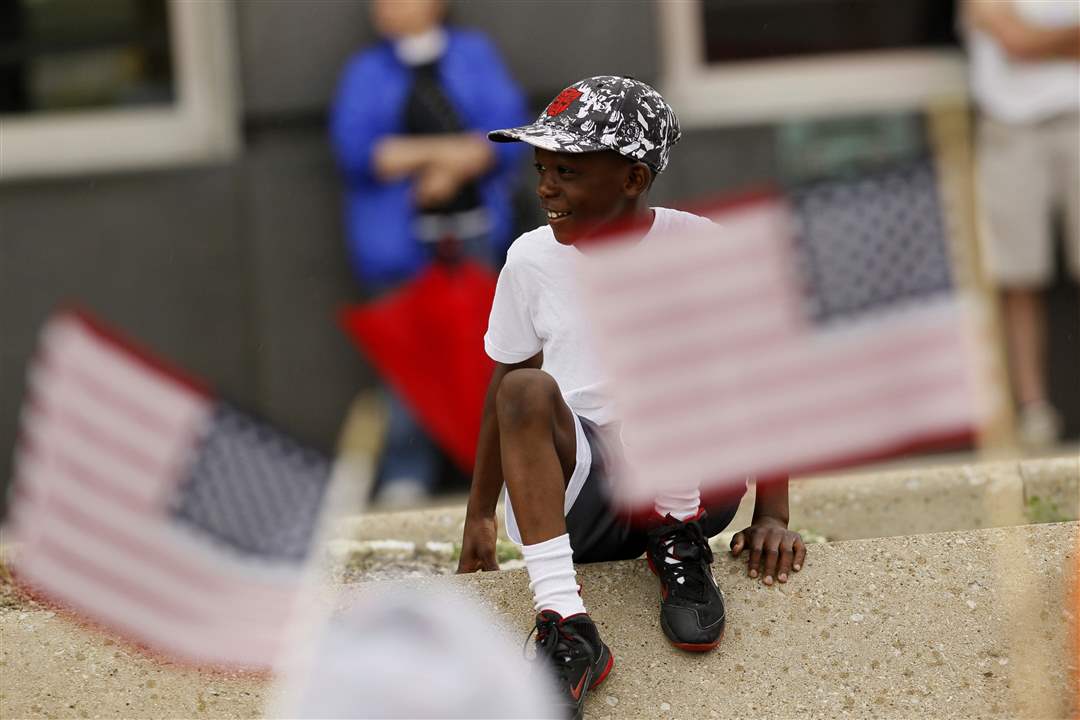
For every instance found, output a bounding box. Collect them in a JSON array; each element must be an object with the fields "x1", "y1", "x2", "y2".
[
  {"x1": 795, "y1": 528, "x2": 830, "y2": 544},
  {"x1": 1024, "y1": 495, "x2": 1069, "y2": 524}
]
